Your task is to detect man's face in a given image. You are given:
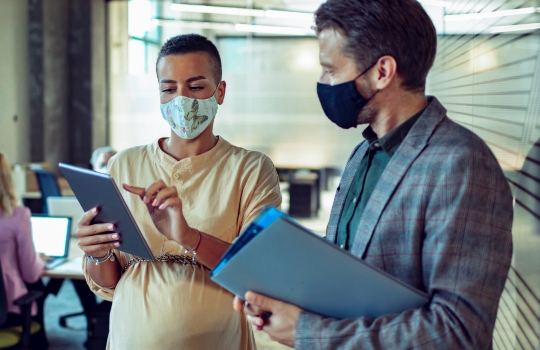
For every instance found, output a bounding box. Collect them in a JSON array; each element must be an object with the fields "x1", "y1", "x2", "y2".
[
  {"x1": 318, "y1": 29, "x2": 359, "y2": 86},
  {"x1": 157, "y1": 52, "x2": 224, "y2": 105},
  {"x1": 318, "y1": 29, "x2": 377, "y2": 126}
]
